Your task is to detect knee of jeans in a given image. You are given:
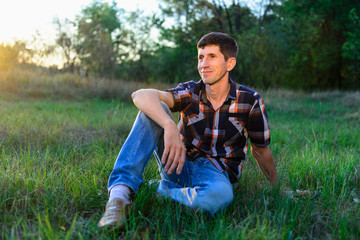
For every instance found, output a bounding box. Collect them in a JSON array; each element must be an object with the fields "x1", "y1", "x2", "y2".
[
  {"x1": 160, "y1": 101, "x2": 172, "y2": 118},
  {"x1": 138, "y1": 111, "x2": 149, "y2": 121},
  {"x1": 197, "y1": 182, "x2": 233, "y2": 214}
]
